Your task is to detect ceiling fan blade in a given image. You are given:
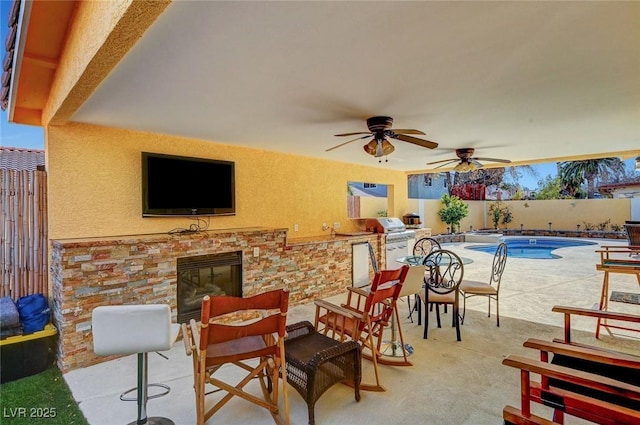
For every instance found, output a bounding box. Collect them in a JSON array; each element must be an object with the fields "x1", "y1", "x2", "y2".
[
  {"x1": 473, "y1": 157, "x2": 512, "y2": 164},
  {"x1": 391, "y1": 133, "x2": 438, "y2": 149},
  {"x1": 470, "y1": 159, "x2": 484, "y2": 168},
  {"x1": 390, "y1": 129, "x2": 426, "y2": 135},
  {"x1": 432, "y1": 160, "x2": 459, "y2": 169},
  {"x1": 334, "y1": 131, "x2": 371, "y2": 137},
  {"x1": 325, "y1": 135, "x2": 371, "y2": 152},
  {"x1": 427, "y1": 158, "x2": 457, "y2": 165}
]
